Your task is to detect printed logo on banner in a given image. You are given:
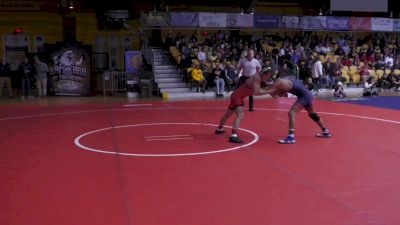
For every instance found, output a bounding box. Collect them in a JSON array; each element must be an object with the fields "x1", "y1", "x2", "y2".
[
  {"x1": 349, "y1": 17, "x2": 371, "y2": 31},
  {"x1": 125, "y1": 51, "x2": 141, "y2": 73},
  {"x1": 299, "y1": 16, "x2": 327, "y2": 30},
  {"x1": 199, "y1": 13, "x2": 227, "y2": 27},
  {"x1": 371, "y1": 17, "x2": 393, "y2": 31},
  {"x1": 393, "y1": 19, "x2": 400, "y2": 32},
  {"x1": 49, "y1": 46, "x2": 91, "y2": 96},
  {"x1": 327, "y1": 17, "x2": 349, "y2": 30},
  {"x1": 254, "y1": 15, "x2": 280, "y2": 28},
  {"x1": 226, "y1": 13, "x2": 253, "y2": 27},
  {"x1": 280, "y1": 16, "x2": 299, "y2": 29},
  {"x1": 171, "y1": 12, "x2": 199, "y2": 27}
]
